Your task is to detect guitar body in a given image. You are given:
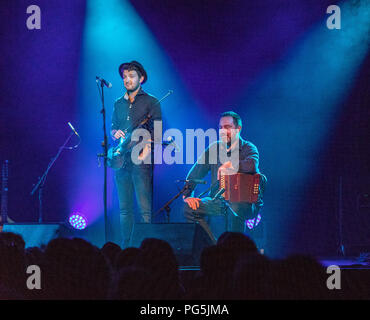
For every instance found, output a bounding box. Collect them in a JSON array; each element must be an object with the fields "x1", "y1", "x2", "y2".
[
  {"x1": 107, "y1": 133, "x2": 136, "y2": 170},
  {"x1": 107, "y1": 146, "x2": 126, "y2": 170},
  {"x1": 107, "y1": 114, "x2": 152, "y2": 170}
]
